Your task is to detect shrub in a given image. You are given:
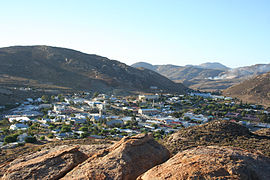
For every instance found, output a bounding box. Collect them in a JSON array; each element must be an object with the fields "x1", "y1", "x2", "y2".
[
  {"x1": 4, "y1": 134, "x2": 19, "y2": 143},
  {"x1": 24, "y1": 136, "x2": 37, "y2": 143},
  {"x1": 40, "y1": 136, "x2": 45, "y2": 140}
]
